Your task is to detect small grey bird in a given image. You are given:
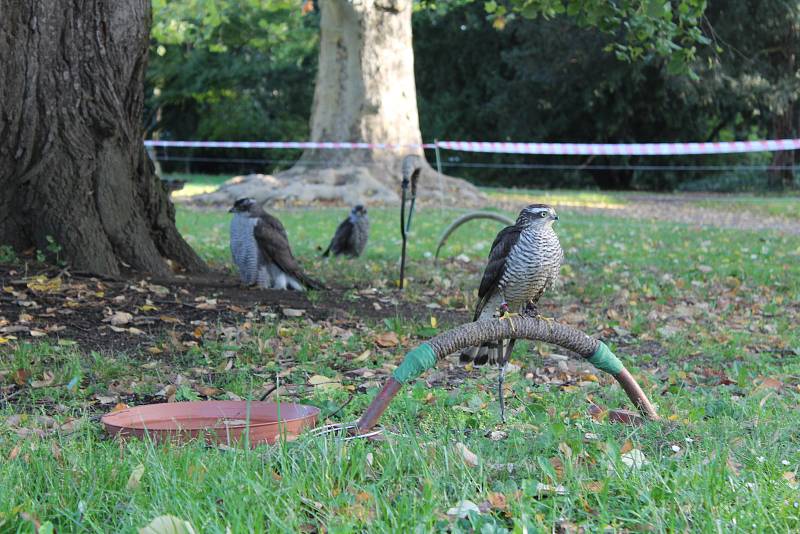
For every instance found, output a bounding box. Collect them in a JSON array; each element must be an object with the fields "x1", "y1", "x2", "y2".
[
  {"x1": 322, "y1": 205, "x2": 369, "y2": 258},
  {"x1": 229, "y1": 198, "x2": 325, "y2": 291},
  {"x1": 460, "y1": 204, "x2": 563, "y2": 420}
]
